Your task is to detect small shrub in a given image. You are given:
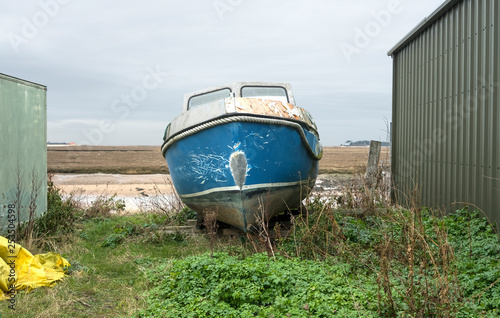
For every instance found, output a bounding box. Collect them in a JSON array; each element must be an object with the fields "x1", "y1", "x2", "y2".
[
  {"x1": 83, "y1": 195, "x2": 125, "y2": 219},
  {"x1": 17, "y1": 176, "x2": 79, "y2": 240},
  {"x1": 39, "y1": 179, "x2": 80, "y2": 234},
  {"x1": 141, "y1": 213, "x2": 168, "y2": 227},
  {"x1": 140, "y1": 206, "x2": 197, "y2": 227},
  {"x1": 100, "y1": 222, "x2": 141, "y2": 248},
  {"x1": 172, "y1": 206, "x2": 197, "y2": 225},
  {"x1": 100, "y1": 221, "x2": 189, "y2": 248},
  {"x1": 100, "y1": 233, "x2": 125, "y2": 248},
  {"x1": 142, "y1": 231, "x2": 187, "y2": 245},
  {"x1": 136, "y1": 176, "x2": 185, "y2": 217}
]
